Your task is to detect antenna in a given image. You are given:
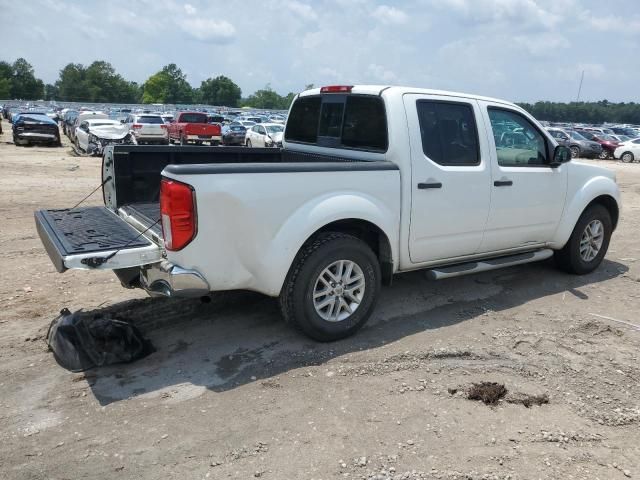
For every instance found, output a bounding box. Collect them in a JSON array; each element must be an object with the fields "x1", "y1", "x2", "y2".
[{"x1": 576, "y1": 70, "x2": 585, "y2": 102}]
